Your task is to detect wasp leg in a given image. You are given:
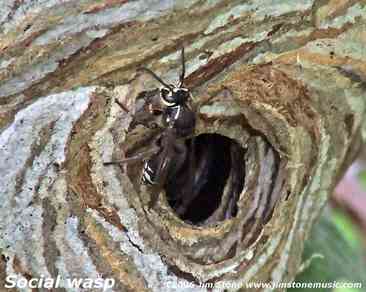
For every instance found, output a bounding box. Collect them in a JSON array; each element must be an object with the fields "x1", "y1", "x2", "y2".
[{"x1": 103, "y1": 146, "x2": 160, "y2": 166}]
